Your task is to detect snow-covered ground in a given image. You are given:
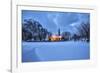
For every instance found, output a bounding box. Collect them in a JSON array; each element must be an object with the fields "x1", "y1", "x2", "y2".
[{"x1": 22, "y1": 41, "x2": 90, "y2": 62}]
